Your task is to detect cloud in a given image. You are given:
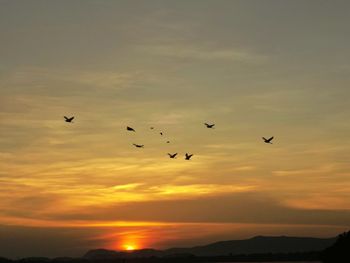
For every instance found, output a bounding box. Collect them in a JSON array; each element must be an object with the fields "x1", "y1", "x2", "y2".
[
  {"x1": 282, "y1": 193, "x2": 350, "y2": 211},
  {"x1": 1, "y1": 67, "x2": 141, "y2": 93},
  {"x1": 8, "y1": 192, "x2": 348, "y2": 227},
  {"x1": 138, "y1": 44, "x2": 266, "y2": 62}
]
